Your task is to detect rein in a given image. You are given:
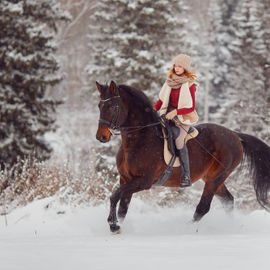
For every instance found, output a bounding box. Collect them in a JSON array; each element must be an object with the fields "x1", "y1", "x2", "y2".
[
  {"x1": 178, "y1": 123, "x2": 228, "y2": 170},
  {"x1": 109, "y1": 122, "x2": 161, "y2": 136},
  {"x1": 99, "y1": 95, "x2": 161, "y2": 135},
  {"x1": 98, "y1": 96, "x2": 226, "y2": 169}
]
